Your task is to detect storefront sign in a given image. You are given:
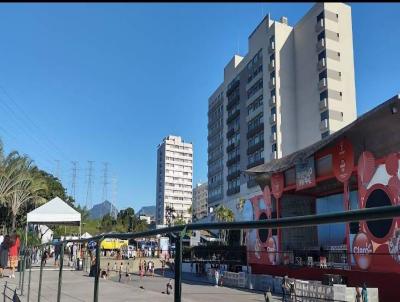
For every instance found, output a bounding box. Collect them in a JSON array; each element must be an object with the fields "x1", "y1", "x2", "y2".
[
  {"x1": 271, "y1": 173, "x2": 284, "y2": 199},
  {"x1": 353, "y1": 232, "x2": 373, "y2": 270},
  {"x1": 295, "y1": 156, "x2": 316, "y2": 190},
  {"x1": 332, "y1": 138, "x2": 354, "y2": 183}
]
